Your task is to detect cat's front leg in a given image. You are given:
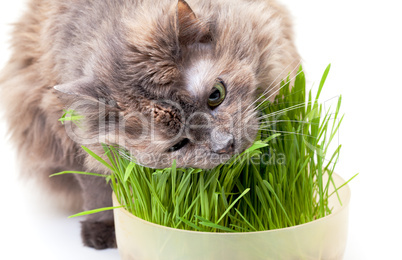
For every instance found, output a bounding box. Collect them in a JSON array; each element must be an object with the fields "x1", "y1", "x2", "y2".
[
  {"x1": 75, "y1": 174, "x2": 116, "y2": 249},
  {"x1": 81, "y1": 218, "x2": 116, "y2": 249}
]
